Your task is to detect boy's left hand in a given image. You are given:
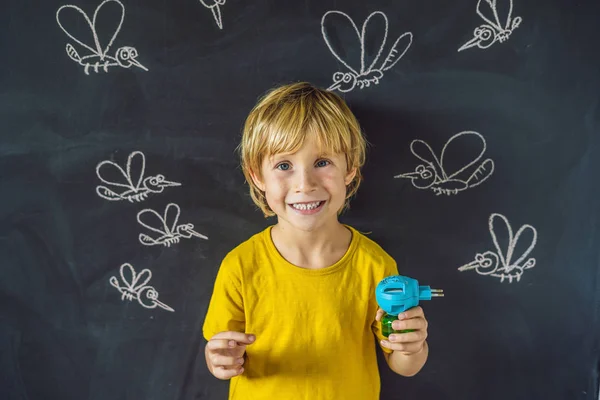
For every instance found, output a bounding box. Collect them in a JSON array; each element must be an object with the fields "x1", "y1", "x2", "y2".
[{"x1": 375, "y1": 306, "x2": 428, "y2": 355}]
